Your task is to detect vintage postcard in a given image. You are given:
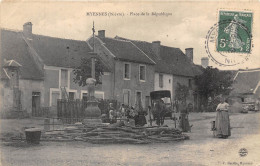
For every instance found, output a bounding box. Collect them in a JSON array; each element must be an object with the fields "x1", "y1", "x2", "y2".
[{"x1": 0, "y1": 1, "x2": 259, "y2": 166}]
